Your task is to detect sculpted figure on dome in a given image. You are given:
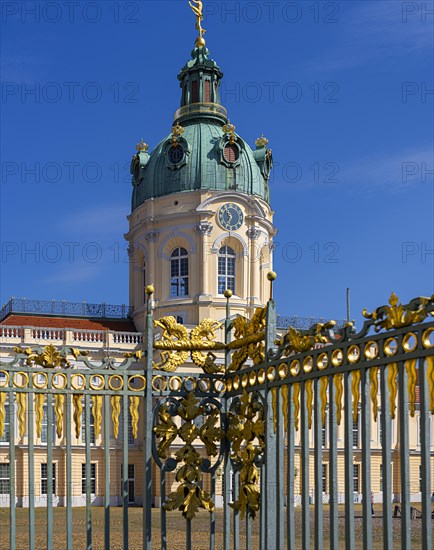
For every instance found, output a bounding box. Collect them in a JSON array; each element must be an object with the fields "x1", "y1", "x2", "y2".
[{"x1": 189, "y1": 0, "x2": 206, "y2": 41}]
